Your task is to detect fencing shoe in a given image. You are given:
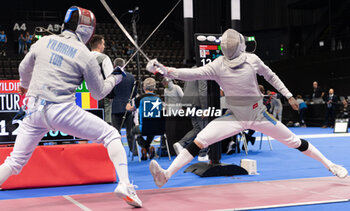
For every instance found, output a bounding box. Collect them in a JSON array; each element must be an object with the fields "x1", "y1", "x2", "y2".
[
  {"x1": 226, "y1": 140, "x2": 236, "y2": 155},
  {"x1": 198, "y1": 154, "x2": 209, "y2": 162},
  {"x1": 173, "y1": 142, "x2": 184, "y2": 155},
  {"x1": 141, "y1": 148, "x2": 148, "y2": 160},
  {"x1": 114, "y1": 182, "x2": 142, "y2": 208},
  {"x1": 329, "y1": 164, "x2": 348, "y2": 179},
  {"x1": 149, "y1": 160, "x2": 168, "y2": 188}
]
